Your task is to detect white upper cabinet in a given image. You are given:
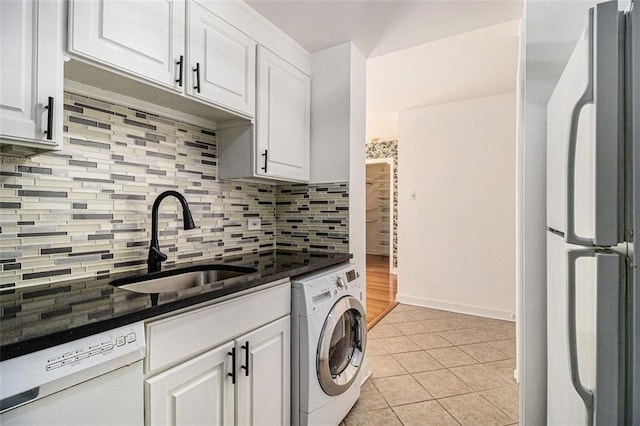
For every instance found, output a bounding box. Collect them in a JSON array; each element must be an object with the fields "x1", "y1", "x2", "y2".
[
  {"x1": 68, "y1": 0, "x2": 256, "y2": 117},
  {"x1": 66, "y1": 0, "x2": 312, "y2": 181},
  {"x1": 218, "y1": 47, "x2": 310, "y2": 182},
  {"x1": 0, "y1": 0, "x2": 63, "y2": 155},
  {"x1": 68, "y1": 0, "x2": 186, "y2": 91},
  {"x1": 188, "y1": 1, "x2": 255, "y2": 116},
  {"x1": 256, "y1": 47, "x2": 310, "y2": 181}
]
